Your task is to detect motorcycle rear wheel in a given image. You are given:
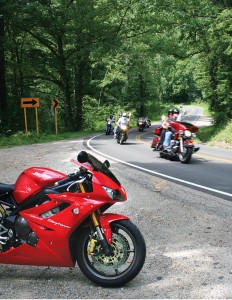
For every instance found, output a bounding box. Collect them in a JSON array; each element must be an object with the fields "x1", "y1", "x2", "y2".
[
  {"x1": 75, "y1": 220, "x2": 146, "y2": 287},
  {"x1": 179, "y1": 147, "x2": 192, "y2": 164}
]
